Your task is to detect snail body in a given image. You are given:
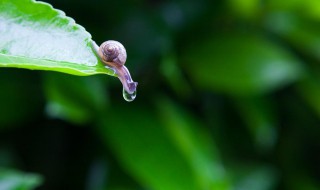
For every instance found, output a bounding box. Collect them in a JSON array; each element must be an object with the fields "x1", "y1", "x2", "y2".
[{"x1": 92, "y1": 40, "x2": 138, "y2": 95}]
